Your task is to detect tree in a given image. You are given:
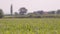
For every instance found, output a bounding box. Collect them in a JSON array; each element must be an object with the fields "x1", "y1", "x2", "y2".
[
  {"x1": 48, "y1": 11, "x2": 55, "y2": 14},
  {"x1": 14, "y1": 12, "x2": 19, "y2": 17},
  {"x1": 57, "y1": 9, "x2": 60, "y2": 14},
  {"x1": 10, "y1": 4, "x2": 13, "y2": 16},
  {"x1": 0, "y1": 9, "x2": 4, "y2": 18},
  {"x1": 36, "y1": 10, "x2": 44, "y2": 15},
  {"x1": 19, "y1": 7, "x2": 27, "y2": 15},
  {"x1": 14, "y1": 12, "x2": 18, "y2": 16},
  {"x1": 51, "y1": 11, "x2": 55, "y2": 14}
]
